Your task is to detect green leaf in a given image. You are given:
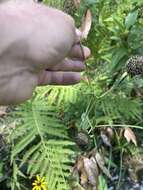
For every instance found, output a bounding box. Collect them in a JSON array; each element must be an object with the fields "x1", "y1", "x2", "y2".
[
  {"x1": 125, "y1": 9, "x2": 139, "y2": 29},
  {"x1": 111, "y1": 47, "x2": 127, "y2": 71},
  {"x1": 19, "y1": 143, "x2": 41, "y2": 168},
  {"x1": 98, "y1": 175, "x2": 108, "y2": 190},
  {"x1": 27, "y1": 151, "x2": 41, "y2": 174},
  {"x1": 11, "y1": 129, "x2": 36, "y2": 160},
  {"x1": 11, "y1": 98, "x2": 74, "y2": 190}
]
